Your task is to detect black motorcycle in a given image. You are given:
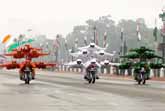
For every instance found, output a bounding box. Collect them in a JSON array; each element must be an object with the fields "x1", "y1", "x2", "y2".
[
  {"x1": 136, "y1": 72, "x2": 146, "y2": 85},
  {"x1": 84, "y1": 67, "x2": 97, "y2": 84},
  {"x1": 22, "y1": 67, "x2": 32, "y2": 84}
]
